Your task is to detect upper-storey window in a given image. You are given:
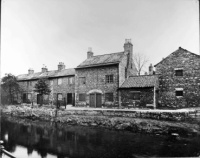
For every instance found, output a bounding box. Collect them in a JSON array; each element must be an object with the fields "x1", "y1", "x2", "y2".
[
  {"x1": 175, "y1": 88, "x2": 183, "y2": 97},
  {"x1": 105, "y1": 75, "x2": 114, "y2": 83},
  {"x1": 79, "y1": 77, "x2": 86, "y2": 85},
  {"x1": 27, "y1": 81, "x2": 32, "y2": 87},
  {"x1": 68, "y1": 77, "x2": 74, "y2": 84},
  {"x1": 50, "y1": 80, "x2": 53, "y2": 86},
  {"x1": 175, "y1": 68, "x2": 183, "y2": 76},
  {"x1": 57, "y1": 78, "x2": 62, "y2": 85}
]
